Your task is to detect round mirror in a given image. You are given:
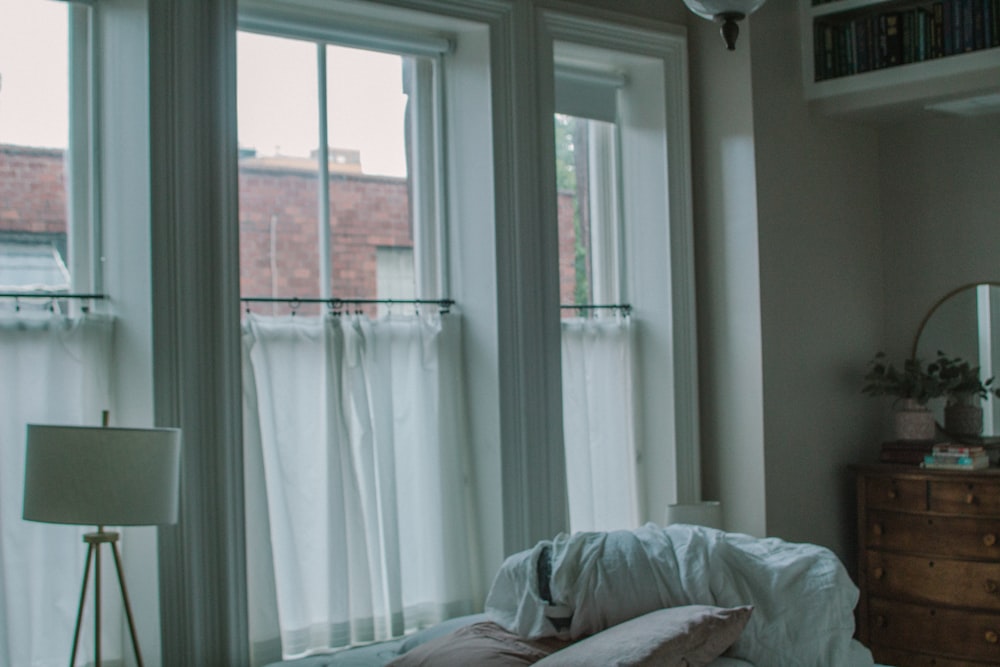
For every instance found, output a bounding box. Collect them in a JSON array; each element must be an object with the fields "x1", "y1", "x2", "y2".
[{"x1": 914, "y1": 283, "x2": 1000, "y2": 441}]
